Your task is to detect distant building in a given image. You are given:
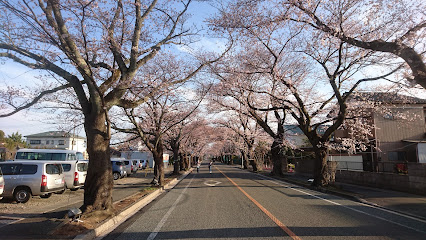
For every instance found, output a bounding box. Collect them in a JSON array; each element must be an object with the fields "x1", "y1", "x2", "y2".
[
  {"x1": 120, "y1": 151, "x2": 154, "y2": 168},
  {"x1": 25, "y1": 131, "x2": 87, "y2": 158},
  {"x1": 335, "y1": 92, "x2": 426, "y2": 166}
]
